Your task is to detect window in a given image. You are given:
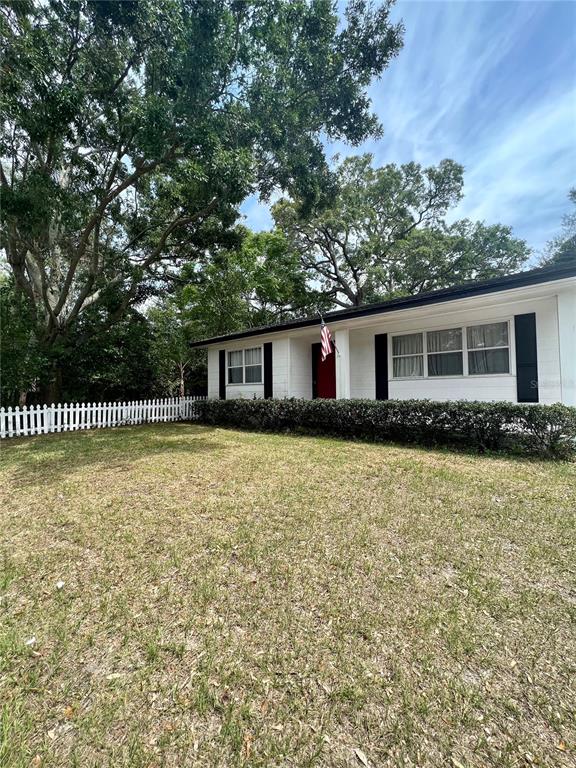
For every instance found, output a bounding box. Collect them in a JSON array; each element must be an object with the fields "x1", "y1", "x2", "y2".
[
  {"x1": 391, "y1": 321, "x2": 511, "y2": 379},
  {"x1": 427, "y1": 328, "x2": 463, "y2": 376},
  {"x1": 392, "y1": 333, "x2": 424, "y2": 377},
  {"x1": 467, "y1": 322, "x2": 510, "y2": 374},
  {"x1": 227, "y1": 347, "x2": 262, "y2": 384},
  {"x1": 244, "y1": 347, "x2": 262, "y2": 383},
  {"x1": 228, "y1": 350, "x2": 243, "y2": 384}
]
